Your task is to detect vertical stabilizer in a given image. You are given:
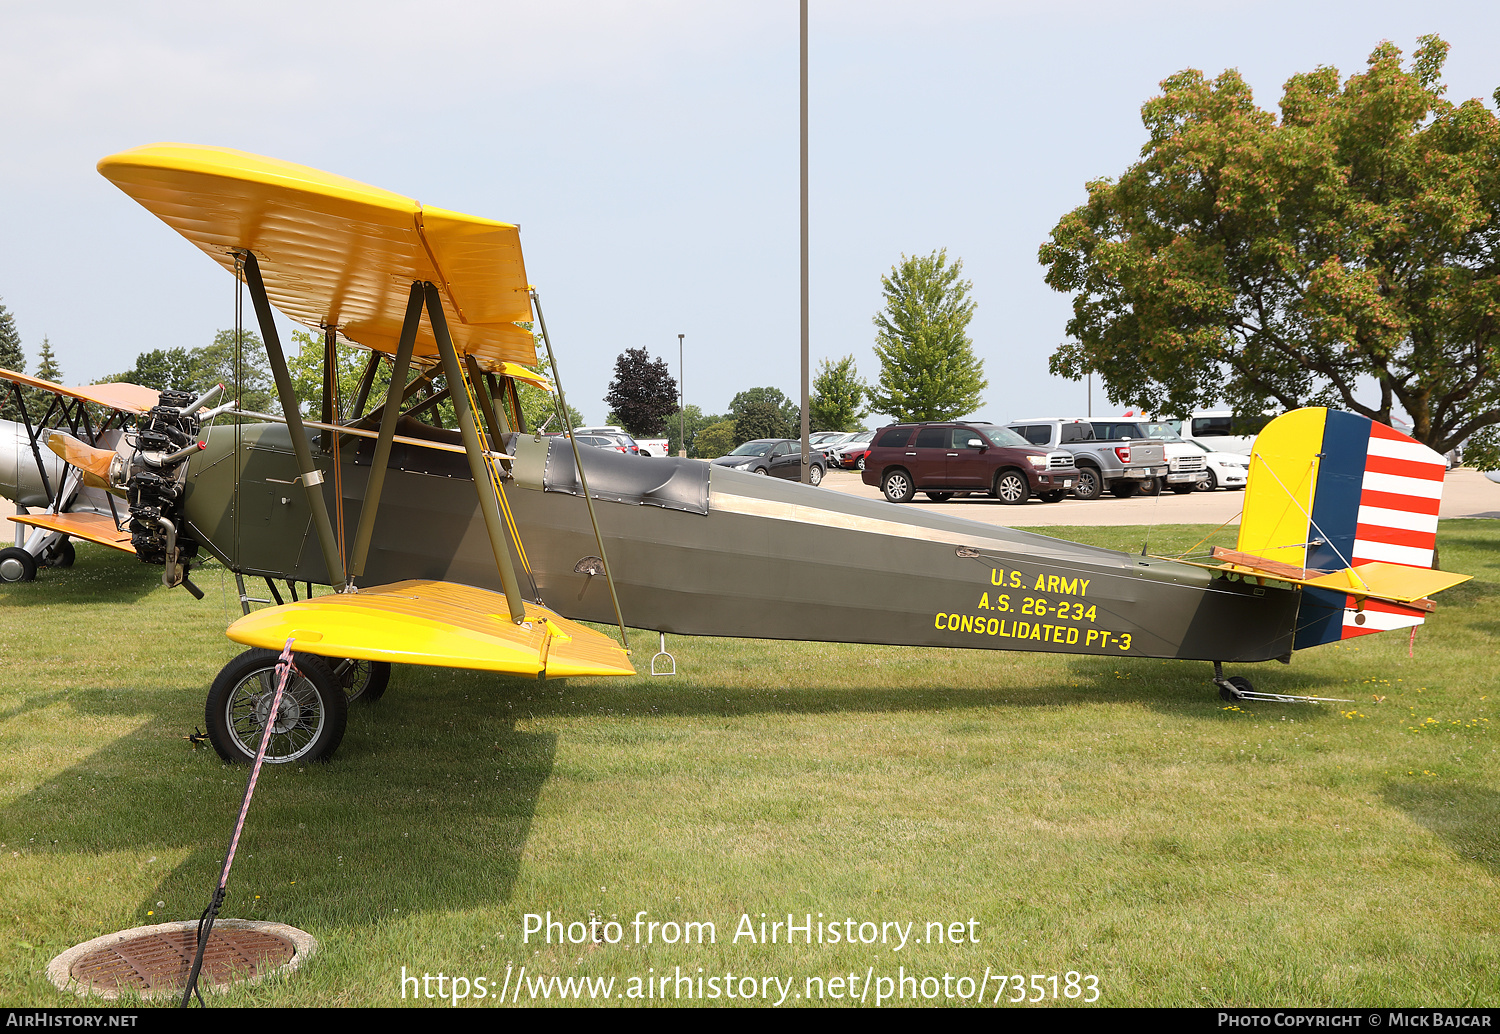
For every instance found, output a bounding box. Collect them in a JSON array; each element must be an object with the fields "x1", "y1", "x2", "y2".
[{"x1": 1237, "y1": 408, "x2": 1446, "y2": 649}]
